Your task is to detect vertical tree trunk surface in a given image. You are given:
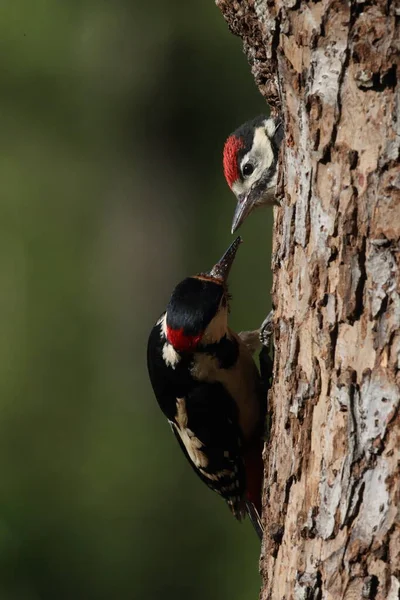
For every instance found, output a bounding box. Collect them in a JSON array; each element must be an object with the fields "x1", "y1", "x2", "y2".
[{"x1": 217, "y1": 1, "x2": 400, "y2": 598}]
